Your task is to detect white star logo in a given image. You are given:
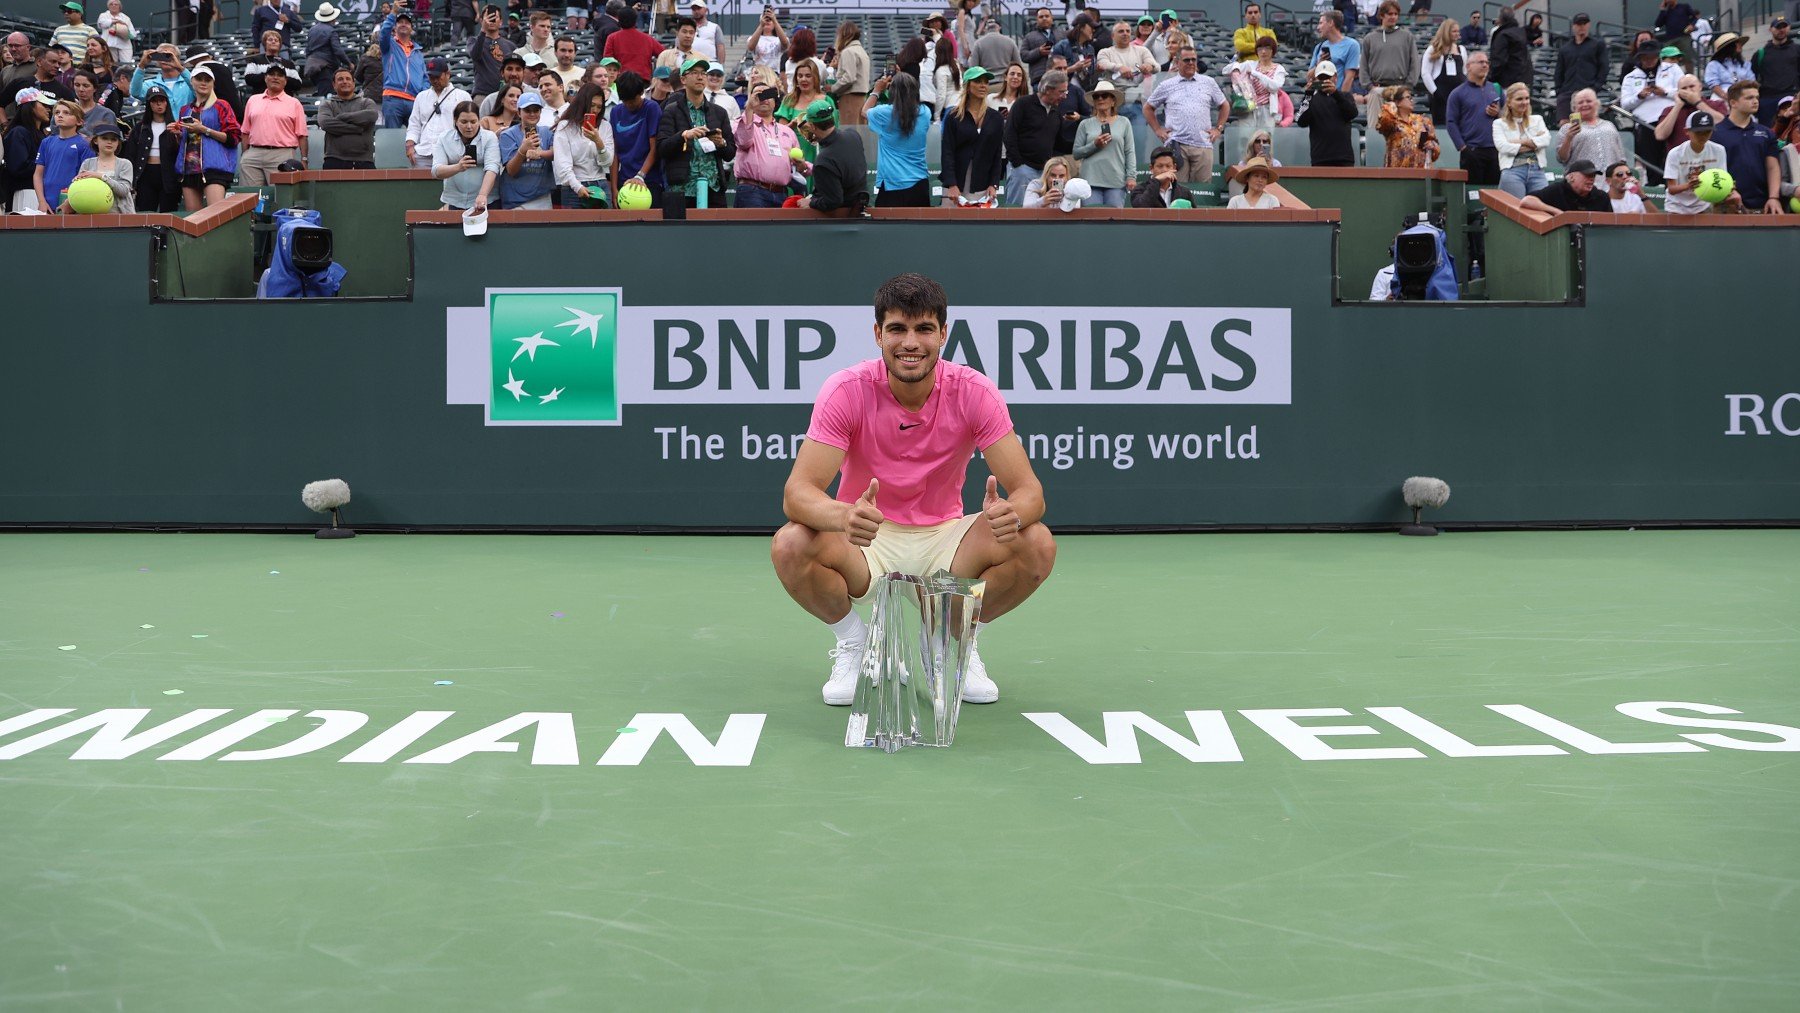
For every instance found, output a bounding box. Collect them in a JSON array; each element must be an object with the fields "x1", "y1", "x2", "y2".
[
  {"x1": 511, "y1": 331, "x2": 560, "y2": 362},
  {"x1": 502, "y1": 369, "x2": 530, "y2": 401},
  {"x1": 538, "y1": 386, "x2": 565, "y2": 405},
  {"x1": 557, "y1": 306, "x2": 607, "y2": 348}
]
